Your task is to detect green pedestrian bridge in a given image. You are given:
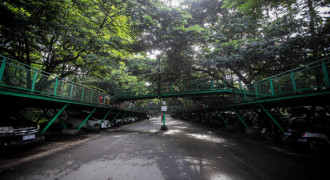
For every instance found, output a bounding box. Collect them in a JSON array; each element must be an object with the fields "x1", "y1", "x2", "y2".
[{"x1": 1, "y1": 54, "x2": 330, "y2": 134}]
